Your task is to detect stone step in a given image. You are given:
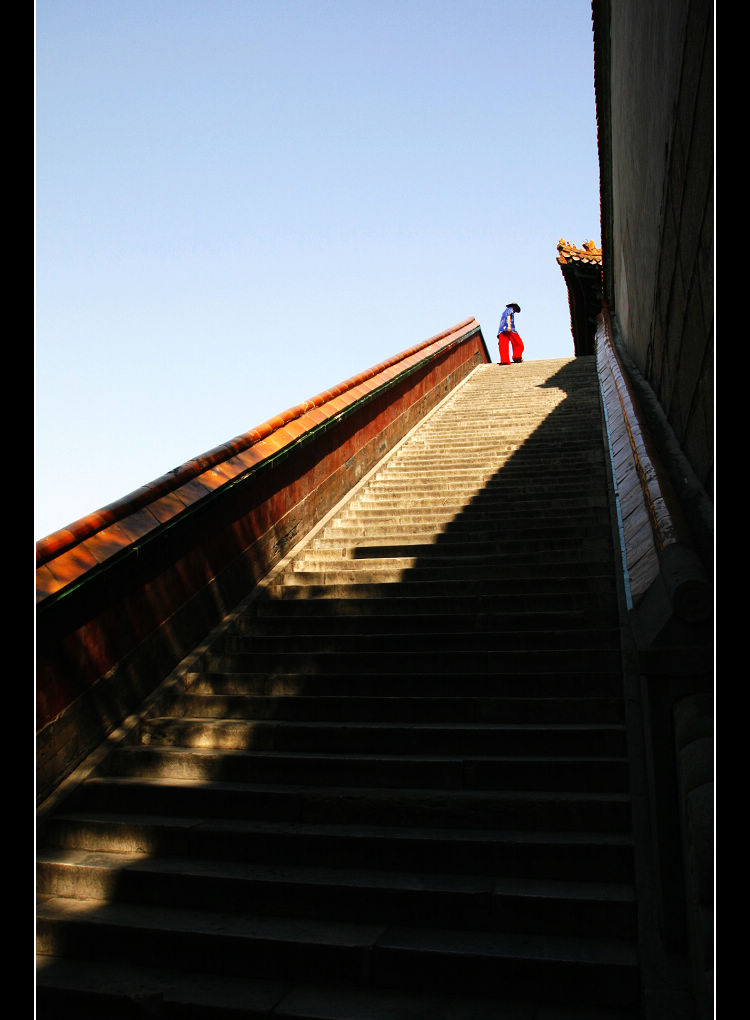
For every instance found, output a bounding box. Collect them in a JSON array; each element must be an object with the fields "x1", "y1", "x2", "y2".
[
  {"x1": 358, "y1": 458, "x2": 603, "y2": 477},
  {"x1": 262, "y1": 573, "x2": 617, "y2": 600},
  {"x1": 347, "y1": 494, "x2": 609, "y2": 513},
  {"x1": 356, "y1": 479, "x2": 605, "y2": 499},
  {"x1": 382, "y1": 450, "x2": 600, "y2": 467},
  {"x1": 156, "y1": 692, "x2": 625, "y2": 724},
  {"x1": 278, "y1": 558, "x2": 616, "y2": 583},
  {"x1": 36, "y1": 896, "x2": 641, "y2": 1008},
  {"x1": 296, "y1": 540, "x2": 613, "y2": 565},
  {"x1": 371, "y1": 452, "x2": 605, "y2": 471},
  {"x1": 334, "y1": 498, "x2": 610, "y2": 520},
  {"x1": 342, "y1": 509, "x2": 605, "y2": 532},
  {"x1": 308, "y1": 522, "x2": 612, "y2": 544},
  {"x1": 414, "y1": 415, "x2": 601, "y2": 428},
  {"x1": 201, "y1": 646, "x2": 623, "y2": 676},
  {"x1": 37, "y1": 848, "x2": 637, "y2": 938},
  {"x1": 184, "y1": 670, "x2": 625, "y2": 699},
  {"x1": 341, "y1": 505, "x2": 604, "y2": 525},
  {"x1": 219, "y1": 626, "x2": 620, "y2": 654},
  {"x1": 105, "y1": 744, "x2": 629, "y2": 791},
  {"x1": 251, "y1": 592, "x2": 617, "y2": 620},
  {"x1": 125, "y1": 716, "x2": 627, "y2": 756},
  {"x1": 381, "y1": 432, "x2": 603, "y2": 446},
  {"x1": 42, "y1": 812, "x2": 635, "y2": 883},
  {"x1": 62, "y1": 776, "x2": 633, "y2": 832},
  {"x1": 326, "y1": 518, "x2": 609, "y2": 540},
  {"x1": 35, "y1": 957, "x2": 292, "y2": 1020},
  {"x1": 386, "y1": 427, "x2": 602, "y2": 442},
  {"x1": 371, "y1": 438, "x2": 603, "y2": 455},
  {"x1": 286, "y1": 564, "x2": 613, "y2": 587},
  {"x1": 318, "y1": 538, "x2": 612, "y2": 563},
  {"x1": 232, "y1": 609, "x2": 614, "y2": 636},
  {"x1": 325, "y1": 516, "x2": 611, "y2": 536},
  {"x1": 336, "y1": 503, "x2": 611, "y2": 521},
  {"x1": 367, "y1": 465, "x2": 605, "y2": 486},
  {"x1": 35, "y1": 956, "x2": 643, "y2": 1020}
]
